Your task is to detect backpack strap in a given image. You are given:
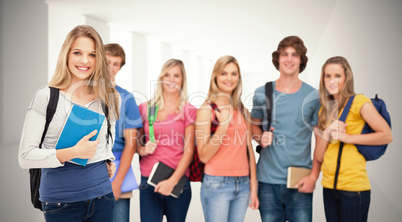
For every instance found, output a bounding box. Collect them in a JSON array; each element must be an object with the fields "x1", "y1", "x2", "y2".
[
  {"x1": 101, "y1": 103, "x2": 113, "y2": 144},
  {"x1": 265, "y1": 81, "x2": 273, "y2": 131},
  {"x1": 256, "y1": 81, "x2": 273, "y2": 153},
  {"x1": 209, "y1": 102, "x2": 219, "y2": 135},
  {"x1": 147, "y1": 102, "x2": 158, "y2": 142},
  {"x1": 31, "y1": 87, "x2": 59, "y2": 211},
  {"x1": 333, "y1": 95, "x2": 355, "y2": 190},
  {"x1": 39, "y1": 87, "x2": 59, "y2": 148}
]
